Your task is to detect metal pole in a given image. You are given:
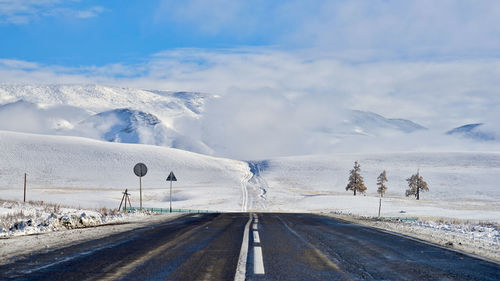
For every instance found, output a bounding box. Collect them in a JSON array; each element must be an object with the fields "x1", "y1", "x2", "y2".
[
  {"x1": 169, "y1": 179, "x2": 172, "y2": 213},
  {"x1": 119, "y1": 192, "x2": 125, "y2": 211},
  {"x1": 378, "y1": 195, "x2": 382, "y2": 218},
  {"x1": 140, "y1": 177, "x2": 142, "y2": 210},
  {"x1": 24, "y1": 173, "x2": 27, "y2": 202}
]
